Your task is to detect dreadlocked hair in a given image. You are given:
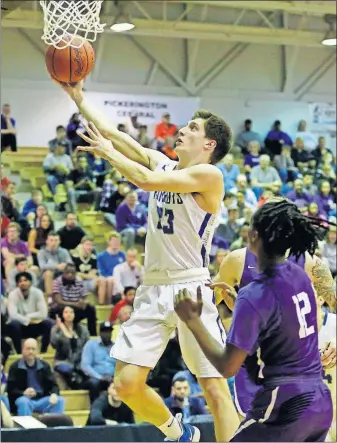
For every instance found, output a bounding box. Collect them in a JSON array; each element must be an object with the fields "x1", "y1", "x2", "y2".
[{"x1": 252, "y1": 200, "x2": 326, "y2": 259}]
